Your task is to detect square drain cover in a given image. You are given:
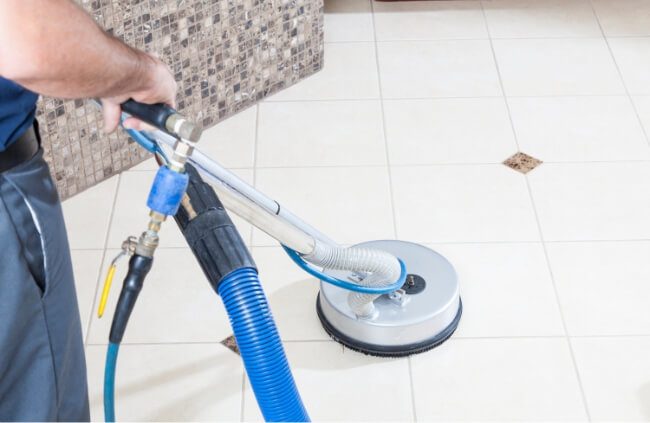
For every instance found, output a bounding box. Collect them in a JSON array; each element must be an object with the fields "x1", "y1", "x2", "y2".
[{"x1": 503, "y1": 152, "x2": 543, "y2": 174}]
